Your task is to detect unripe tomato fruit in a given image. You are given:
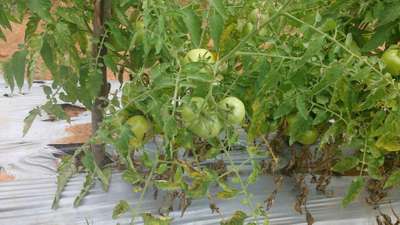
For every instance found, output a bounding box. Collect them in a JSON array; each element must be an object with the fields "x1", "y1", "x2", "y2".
[
  {"x1": 382, "y1": 47, "x2": 400, "y2": 76},
  {"x1": 181, "y1": 97, "x2": 206, "y2": 124},
  {"x1": 184, "y1": 49, "x2": 216, "y2": 64},
  {"x1": 126, "y1": 115, "x2": 153, "y2": 148},
  {"x1": 181, "y1": 97, "x2": 222, "y2": 139},
  {"x1": 190, "y1": 114, "x2": 222, "y2": 139},
  {"x1": 218, "y1": 96, "x2": 246, "y2": 125}
]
